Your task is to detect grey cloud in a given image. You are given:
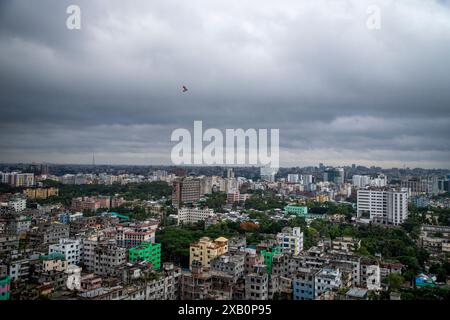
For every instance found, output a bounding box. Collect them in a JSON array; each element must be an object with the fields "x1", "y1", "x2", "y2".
[{"x1": 0, "y1": 0, "x2": 450, "y2": 168}]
